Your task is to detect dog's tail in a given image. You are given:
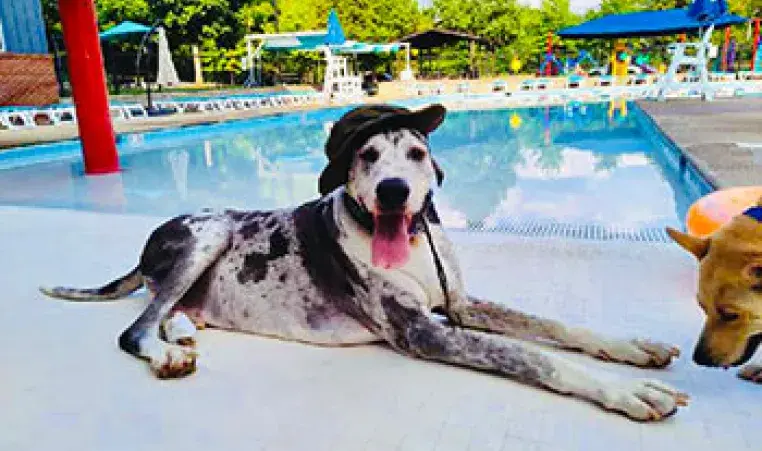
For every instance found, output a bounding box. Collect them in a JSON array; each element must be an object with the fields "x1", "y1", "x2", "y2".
[{"x1": 40, "y1": 267, "x2": 144, "y2": 301}]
